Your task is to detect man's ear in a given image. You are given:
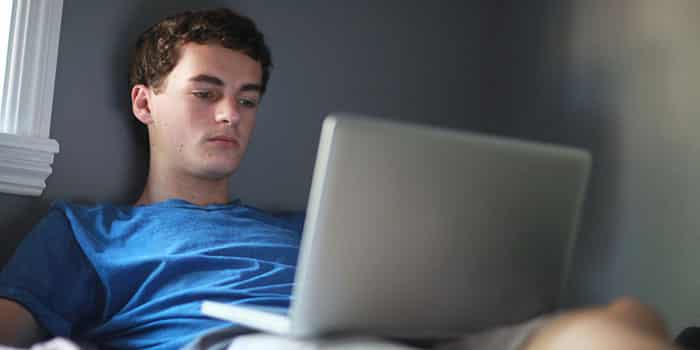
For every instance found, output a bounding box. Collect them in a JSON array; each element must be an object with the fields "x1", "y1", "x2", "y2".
[{"x1": 131, "y1": 84, "x2": 154, "y2": 125}]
